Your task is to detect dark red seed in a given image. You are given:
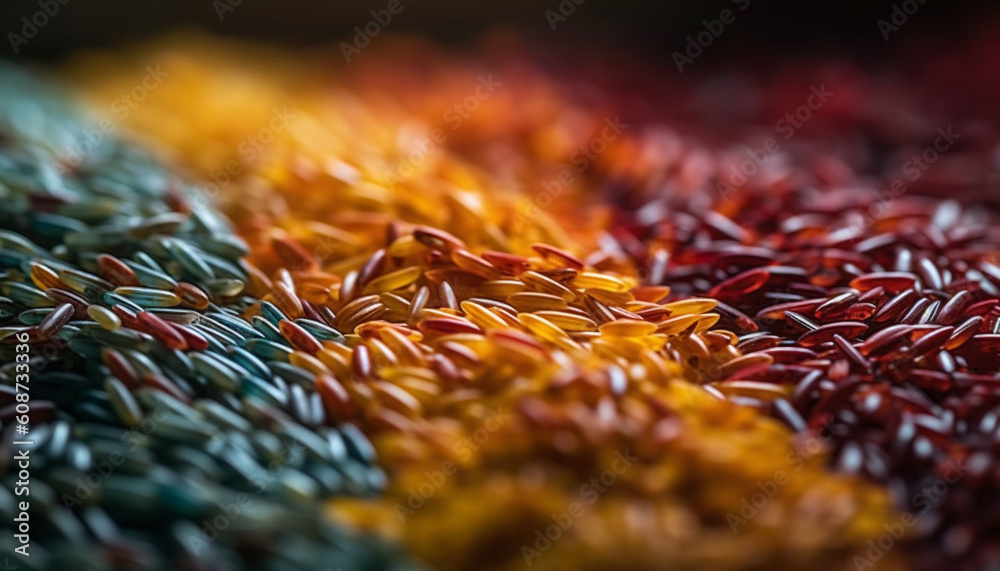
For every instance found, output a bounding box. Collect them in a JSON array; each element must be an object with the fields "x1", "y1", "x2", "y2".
[
  {"x1": 839, "y1": 303, "x2": 877, "y2": 321},
  {"x1": 137, "y1": 312, "x2": 188, "y2": 351},
  {"x1": 946, "y1": 316, "x2": 984, "y2": 350},
  {"x1": 112, "y1": 305, "x2": 139, "y2": 329},
  {"x1": 814, "y1": 292, "x2": 859, "y2": 321},
  {"x1": 102, "y1": 348, "x2": 139, "y2": 389},
  {"x1": 708, "y1": 267, "x2": 770, "y2": 299},
  {"x1": 352, "y1": 344, "x2": 372, "y2": 378},
  {"x1": 38, "y1": 303, "x2": 74, "y2": 339},
  {"x1": 737, "y1": 333, "x2": 781, "y2": 353},
  {"x1": 44, "y1": 288, "x2": 89, "y2": 318},
  {"x1": 832, "y1": 334, "x2": 869, "y2": 370},
  {"x1": 909, "y1": 369, "x2": 952, "y2": 392},
  {"x1": 964, "y1": 299, "x2": 1000, "y2": 318},
  {"x1": 790, "y1": 369, "x2": 824, "y2": 410},
  {"x1": 900, "y1": 298, "x2": 931, "y2": 325},
  {"x1": 917, "y1": 258, "x2": 944, "y2": 290},
  {"x1": 532, "y1": 243, "x2": 585, "y2": 271},
  {"x1": 168, "y1": 323, "x2": 209, "y2": 351},
  {"x1": 873, "y1": 289, "x2": 917, "y2": 324},
  {"x1": 279, "y1": 319, "x2": 322, "y2": 353},
  {"x1": 937, "y1": 291, "x2": 972, "y2": 325},
  {"x1": 763, "y1": 347, "x2": 819, "y2": 364},
  {"x1": 703, "y1": 211, "x2": 749, "y2": 242},
  {"x1": 919, "y1": 300, "x2": 942, "y2": 325},
  {"x1": 714, "y1": 301, "x2": 758, "y2": 332},
  {"x1": 97, "y1": 254, "x2": 141, "y2": 287},
  {"x1": 175, "y1": 282, "x2": 210, "y2": 309},
  {"x1": 755, "y1": 299, "x2": 825, "y2": 321},
  {"x1": 980, "y1": 262, "x2": 1000, "y2": 287},
  {"x1": 142, "y1": 373, "x2": 192, "y2": 404},
  {"x1": 785, "y1": 311, "x2": 820, "y2": 332},
  {"x1": 908, "y1": 327, "x2": 955, "y2": 360},
  {"x1": 358, "y1": 248, "x2": 387, "y2": 286},
  {"x1": 417, "y1": 318, "x2": 483, "y2": 335},
  {"x1": 857, "y1": 286, "x2": 885, "y2": 304},
  {"x1": 859, "y1": 324, "x2": 913, "y2": 357},
  {"x1": 413, "y1": 226, "x2": 466, "y2": 251},
  {"x1": 482, "y1": 251, "x2": 531, "y2": 275},
  {"x1": 850, "y1": 272, "x2": 918, "y2": 293},
  {"x1": 301, "y1": 299, "x2": 323, "y2": 323},
  {"x1": 272, "y1": 236, "x2": 318, "y2": 271}
]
